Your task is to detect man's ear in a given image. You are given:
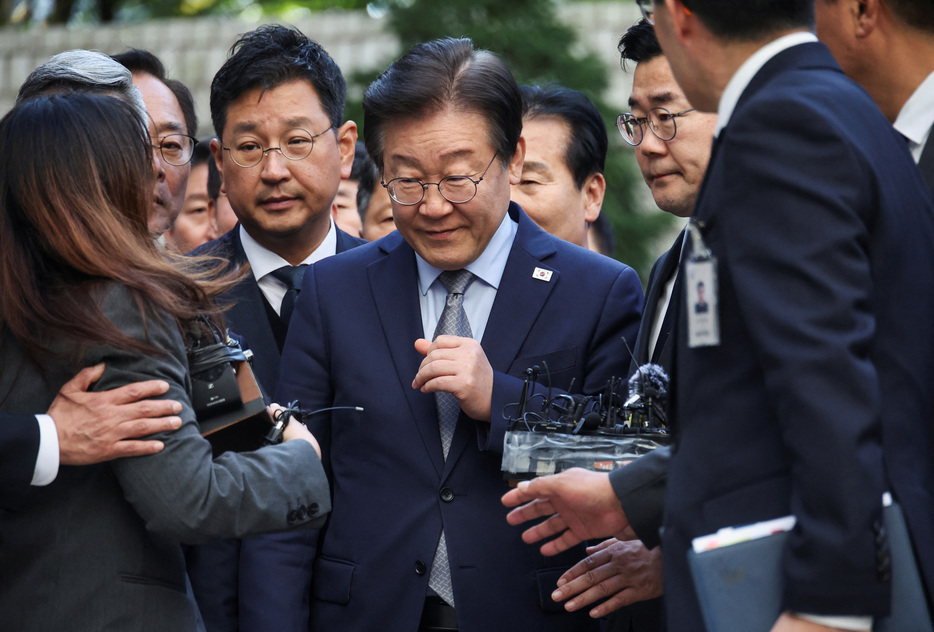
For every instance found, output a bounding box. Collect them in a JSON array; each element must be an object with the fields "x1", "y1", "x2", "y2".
[
  {"x1": 508, "y1": 136, "x2": 527, "y2": 185},
  {"x1": 581, "y1": 172, "x2": 606, "y2": 223},
  {"x1": 336, "y1": 120, "x2": 359, "y2": 180}
]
